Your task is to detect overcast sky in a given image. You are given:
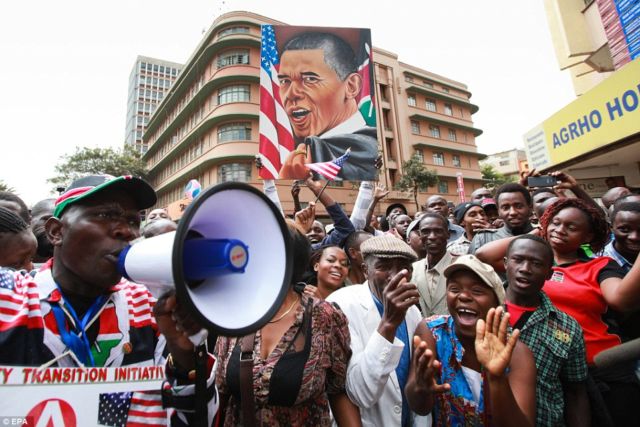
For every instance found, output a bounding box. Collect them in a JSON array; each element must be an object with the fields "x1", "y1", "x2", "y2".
[{"x1": 0, "y1": 0, "x2": 575, "y2": 206}]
